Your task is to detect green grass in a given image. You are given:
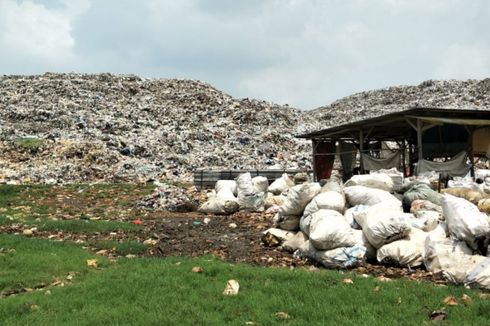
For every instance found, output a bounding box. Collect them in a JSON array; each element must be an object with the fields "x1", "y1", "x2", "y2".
[
  {"x1": 0, "y1": 234, "x2": 107, "y2": 294},
  {"x1": 91, "y1": 240, "x2": 148, "y2": 256},
  {"x1": 14, "y1": 137, "x2": 44, "y2": 150},
  {"x1": 1, "y1": 236, "x2": 489, "y2": 325}
]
